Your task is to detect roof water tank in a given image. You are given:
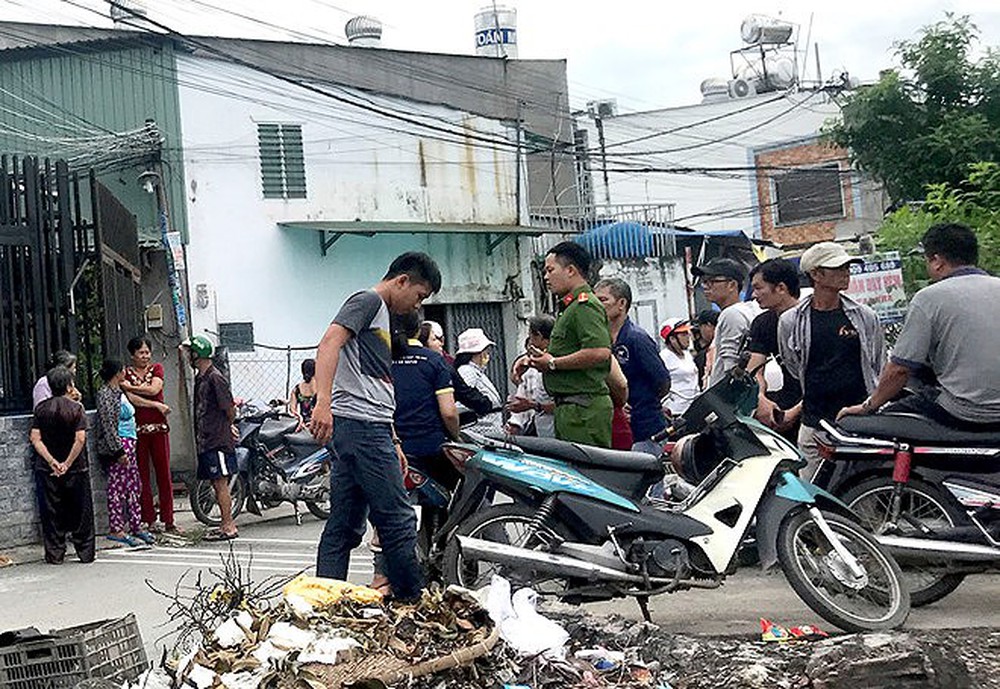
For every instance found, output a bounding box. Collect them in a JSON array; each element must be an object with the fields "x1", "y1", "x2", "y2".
[
  {"x1": 700, "y1": 78, "x2": 730, "y2": 103},
  {"x1": 345, "y1": 16, "x2": 383, "y2": 47},
  {"x1": 740, "y1": 15, "x2": 794, "y2": 45},
  {"x1": 764, "y1": 56, "x2": 797, "y2": 89},
  {"x1": 474, "y1": 5, "x2": 518, "y2": 58}
]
